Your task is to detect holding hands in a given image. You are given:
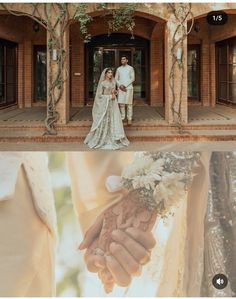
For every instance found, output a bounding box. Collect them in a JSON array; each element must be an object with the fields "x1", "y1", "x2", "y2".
[
  {"x1": 119, "y1": 85, "x2": 127, "y2": 92},
  {"x1": 79, "y1": 195, "x2": 157, "y2": 293}
]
